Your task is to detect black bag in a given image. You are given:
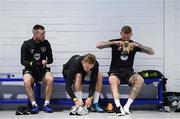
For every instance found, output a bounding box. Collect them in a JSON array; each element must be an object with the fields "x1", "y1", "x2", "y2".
[{"x1": 138, "y1": 70, "x2": 167, "y2": 91}]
